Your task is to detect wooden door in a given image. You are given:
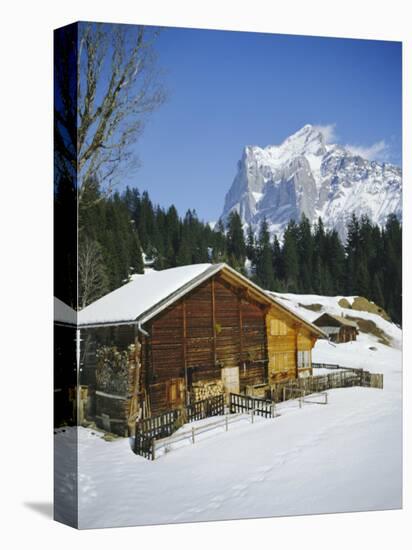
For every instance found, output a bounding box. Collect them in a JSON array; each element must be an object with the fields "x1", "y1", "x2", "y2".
[
  {"x1": 221, "y1": 366, "x2": 240, "y2": 395},
  {"x1": 168, "y1": 378, "x2": 184, "y2": 409}
]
